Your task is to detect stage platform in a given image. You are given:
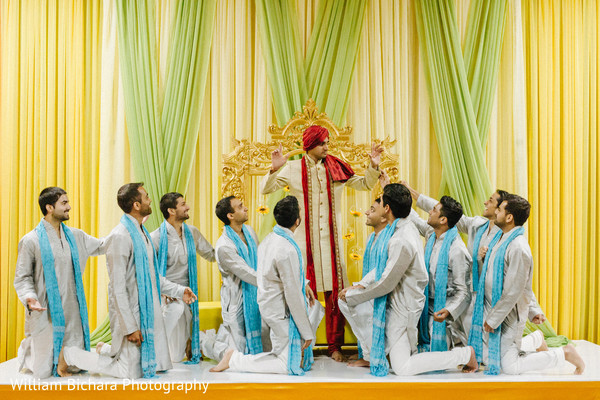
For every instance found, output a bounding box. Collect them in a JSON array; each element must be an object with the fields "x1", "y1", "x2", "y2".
[{"x1": 1, "y1": 340, "x2": 599, "y2": 400}]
